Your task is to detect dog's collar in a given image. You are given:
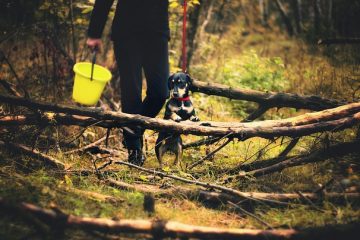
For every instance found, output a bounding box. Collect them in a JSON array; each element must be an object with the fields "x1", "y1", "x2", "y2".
[{"x1": 172, "y1": 96, "x2": 190, "y2": 101}]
